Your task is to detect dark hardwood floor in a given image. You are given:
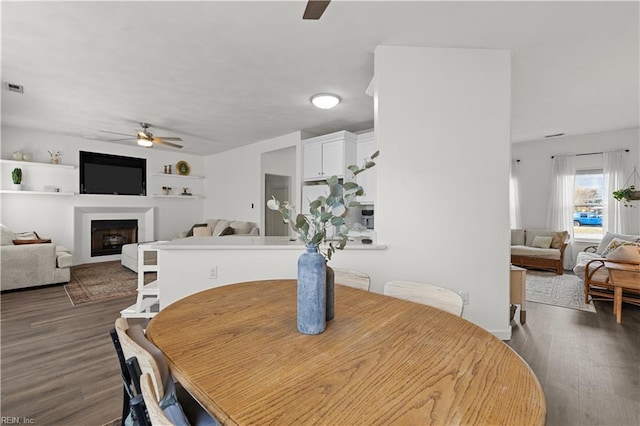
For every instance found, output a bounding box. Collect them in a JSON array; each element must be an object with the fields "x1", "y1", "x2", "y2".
[
  {"x1": 507, "y1": 299, "x2": 640, "y2": 426},
  {"x1": 1, "y1": 283, "x2": 639, "y2": 425}
]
